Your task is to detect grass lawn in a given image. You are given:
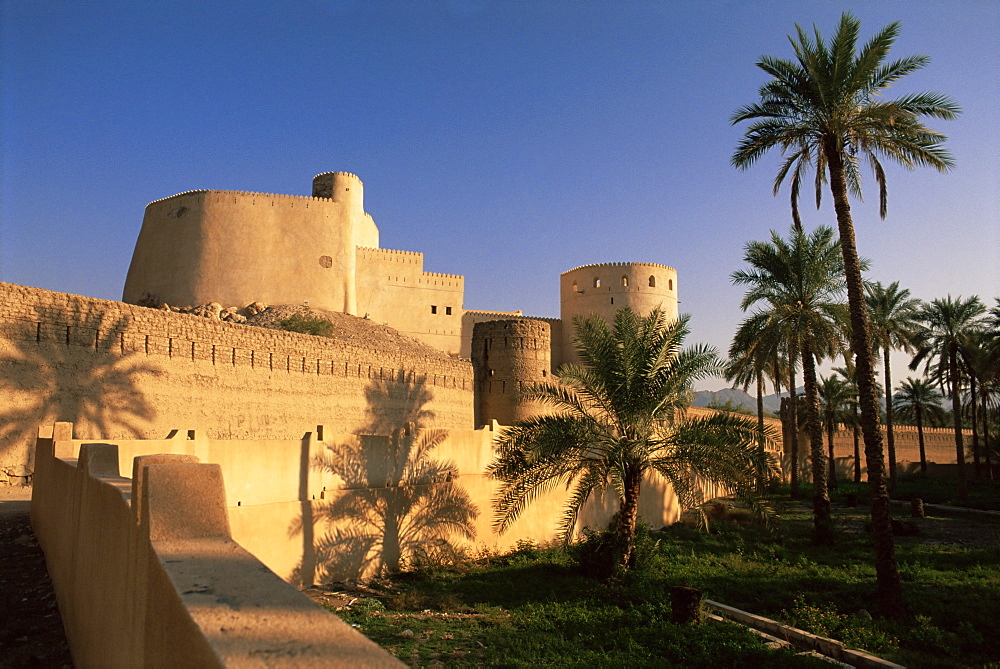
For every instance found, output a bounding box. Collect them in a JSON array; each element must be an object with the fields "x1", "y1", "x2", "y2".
[{"x1": 323, "y1": 487, "x2": 1000, "y2": 668}]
